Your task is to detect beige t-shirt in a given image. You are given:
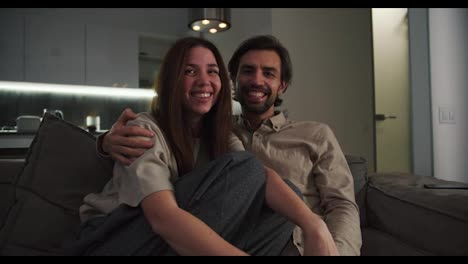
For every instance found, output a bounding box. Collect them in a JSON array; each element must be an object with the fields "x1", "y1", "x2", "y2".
[{"x1": 80, "y1": 112, "x2": 244, "y2": 223}]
